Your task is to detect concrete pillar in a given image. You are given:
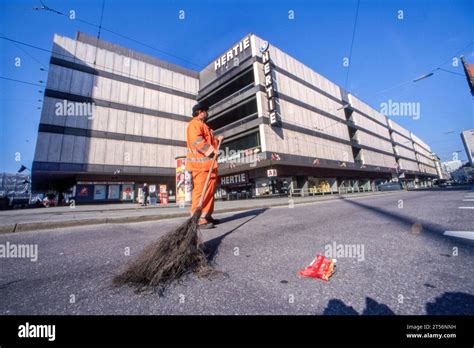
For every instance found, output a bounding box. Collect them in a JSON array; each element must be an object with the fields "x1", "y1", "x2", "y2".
[{"x1": 297, "y1": 176, "x2": 308, "y2": 197}]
